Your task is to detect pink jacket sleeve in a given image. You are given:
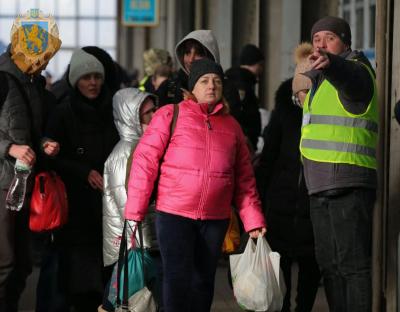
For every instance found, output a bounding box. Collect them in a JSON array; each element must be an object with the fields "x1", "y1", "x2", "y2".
[
  {"x1": 125, "y1": 105, "x2": 174, "y2": 221},
  {"x1": 234, "y1": 128, "x2": 266, "y2": 232}
]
